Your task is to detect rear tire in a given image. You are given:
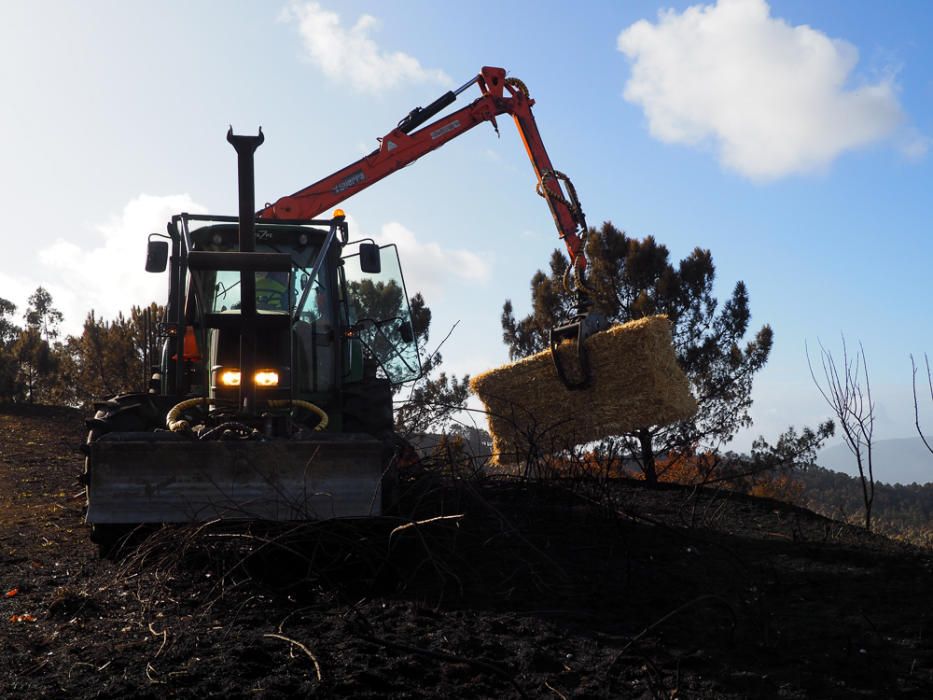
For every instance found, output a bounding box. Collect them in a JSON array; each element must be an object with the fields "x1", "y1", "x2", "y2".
[{"x1": 84, "y1": 394, "x2": 164, "y2": 557}]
